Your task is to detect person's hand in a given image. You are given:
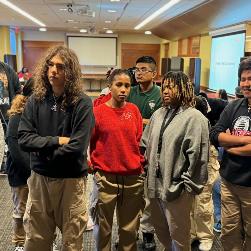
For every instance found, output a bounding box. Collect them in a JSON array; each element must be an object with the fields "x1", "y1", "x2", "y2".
[{"x1": 59, "y1": 137, "x2": 70, "y2": 145}]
